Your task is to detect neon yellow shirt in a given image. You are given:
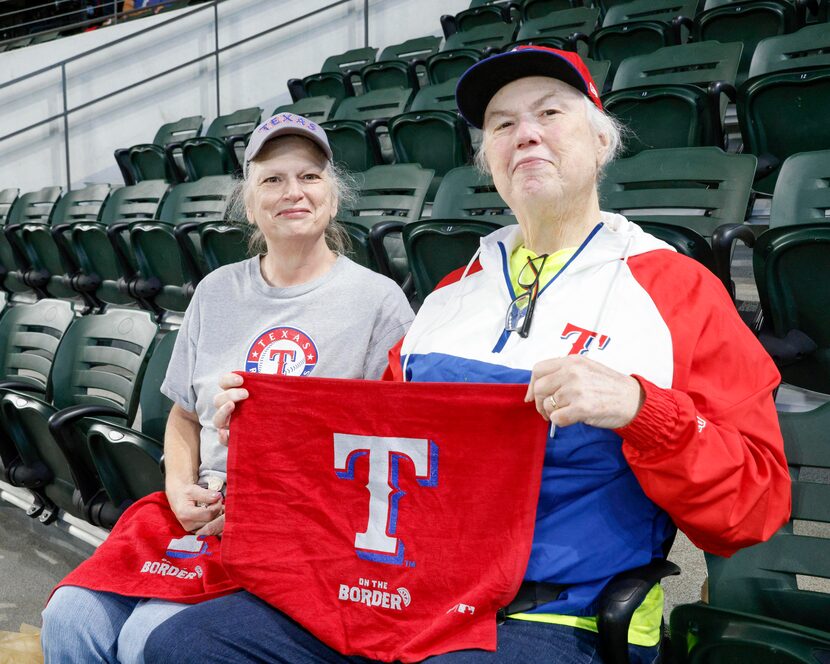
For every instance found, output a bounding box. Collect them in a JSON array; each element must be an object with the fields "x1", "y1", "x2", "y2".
[{"x1": 507, "y1": 244, "x2": 663, "y2": 648}]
